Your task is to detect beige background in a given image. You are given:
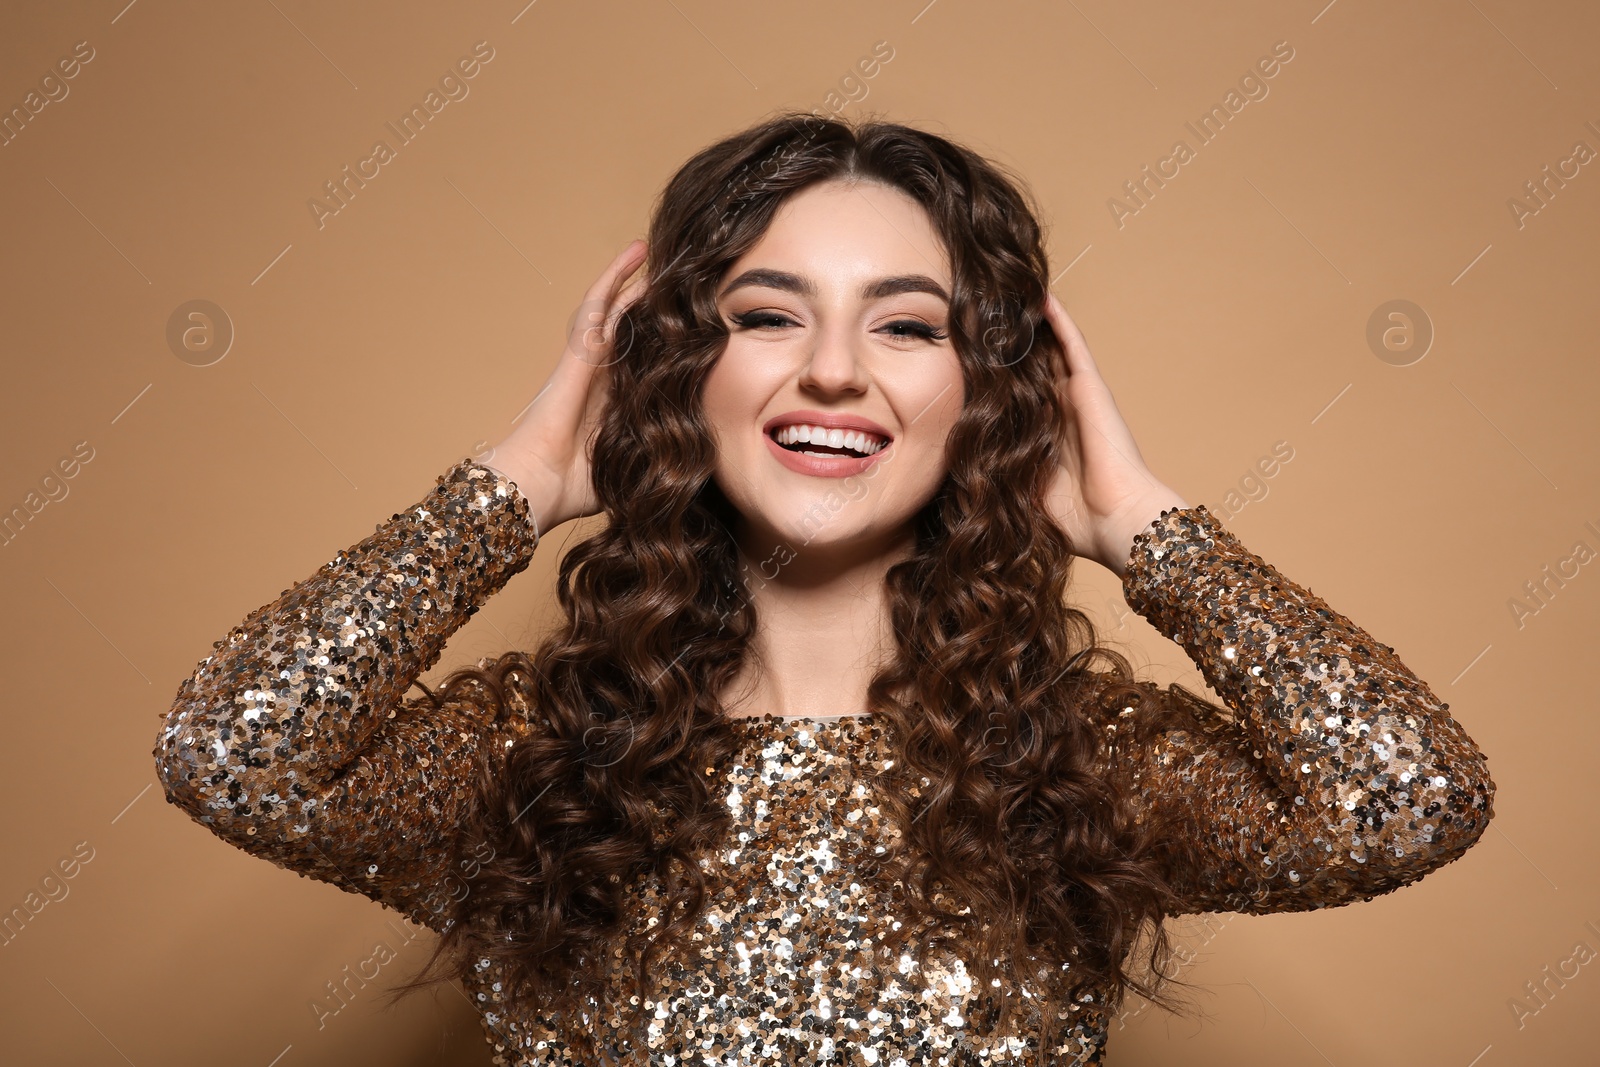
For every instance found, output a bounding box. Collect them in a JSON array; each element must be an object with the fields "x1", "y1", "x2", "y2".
[{"x1": 2, "y1": 0, "x2": 1596, "y2": 1063}]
